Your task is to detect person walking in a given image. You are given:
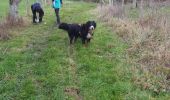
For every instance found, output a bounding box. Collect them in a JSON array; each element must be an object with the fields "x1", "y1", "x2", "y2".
[{"x1": 52, "y1": 0, "x2": 63, "y2": 26}]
